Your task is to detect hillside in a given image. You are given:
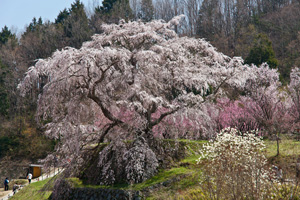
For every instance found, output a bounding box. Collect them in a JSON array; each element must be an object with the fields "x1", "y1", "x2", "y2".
[
  {"x1": 1, "y1": 1, "x2": 300, "y2": 199},
  {"x1": 9, "y1": 138, "x2": 300, "y2": 200},
  {"x1": 0, "y1": 117, "x2": 55, "y2": 184}
]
